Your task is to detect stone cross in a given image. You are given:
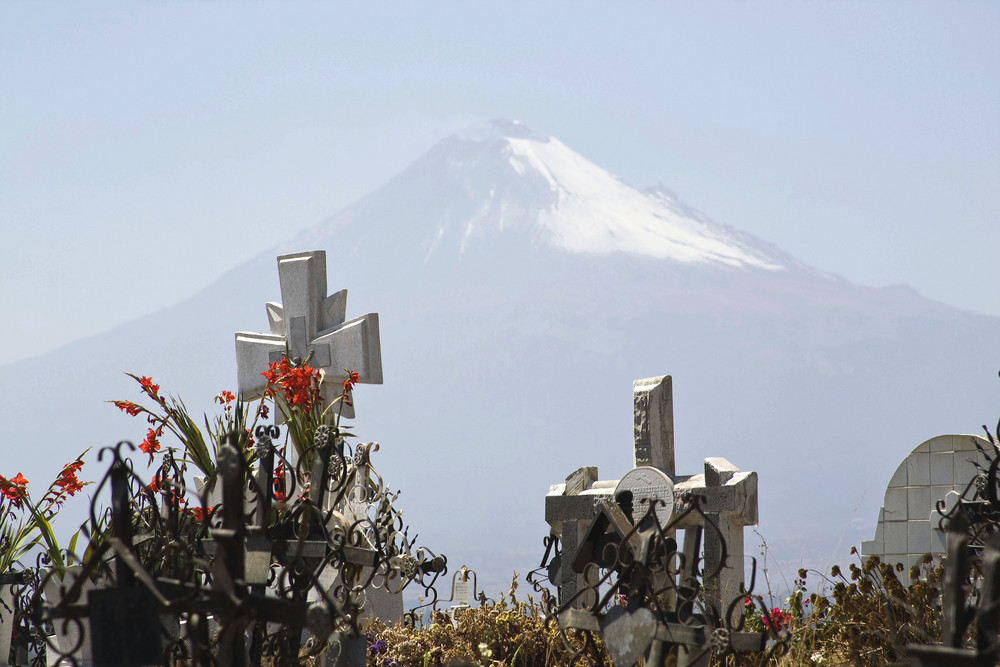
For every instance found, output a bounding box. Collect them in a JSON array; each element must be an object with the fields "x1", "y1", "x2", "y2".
[
  {"x1": 544, "y1": 375, "x2": 758, "y2": 616},
  {"x1": 235, "y1": 251, "x2": 383, "y2": 419},
  {"x1": 633, "y1": 375, "x2": 674, "y2": 475},
  {"x1": 546, "y1": 375, "x2": 675, "y2": 604}
]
